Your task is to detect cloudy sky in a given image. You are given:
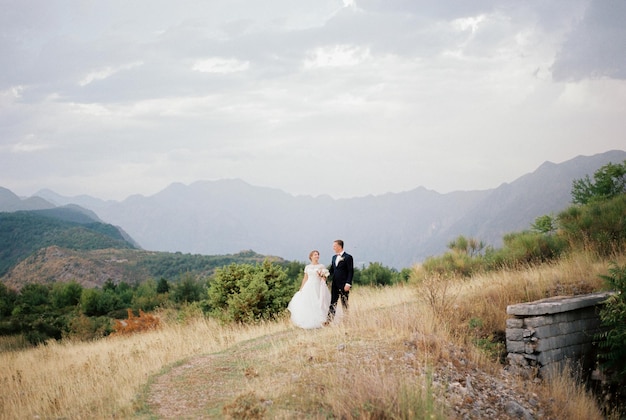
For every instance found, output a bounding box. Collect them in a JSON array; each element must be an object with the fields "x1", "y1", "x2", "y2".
[{"x1": 1, "y1": 0, "x2": 625, "y2": 201}]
